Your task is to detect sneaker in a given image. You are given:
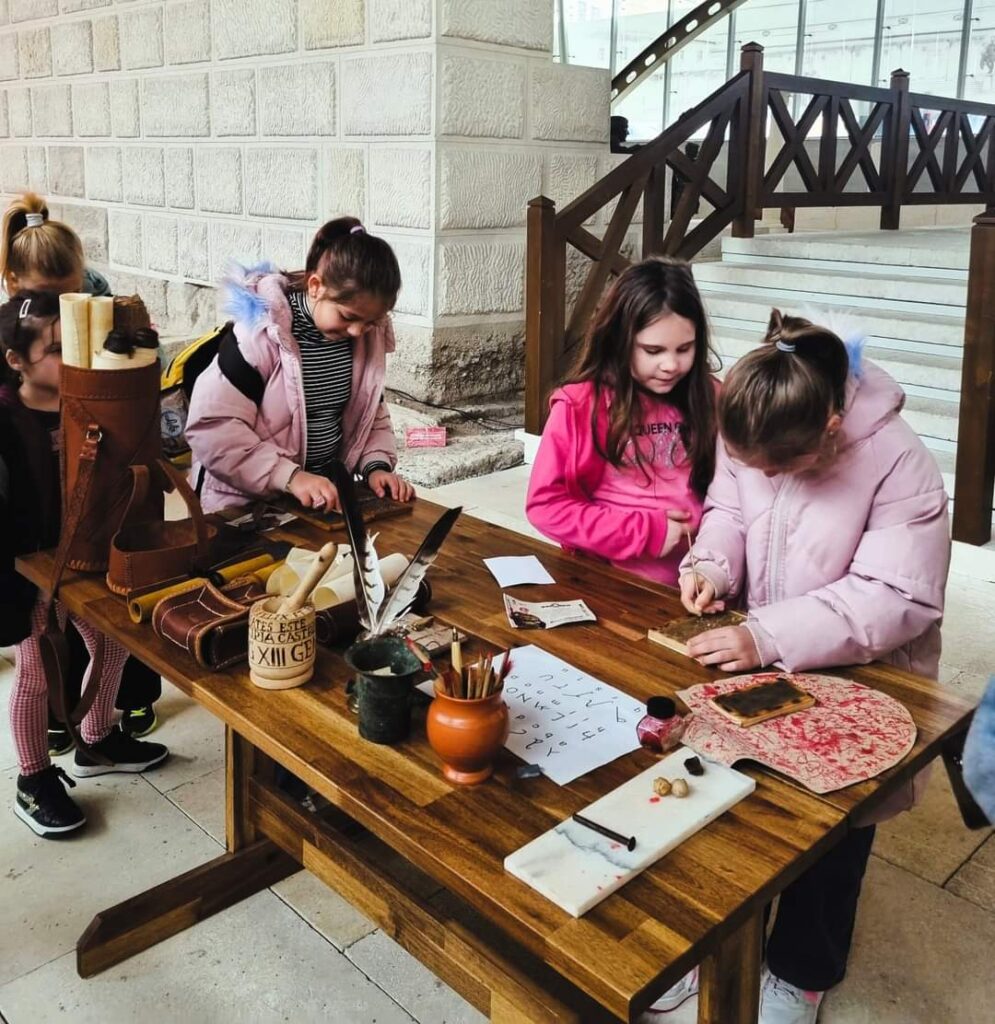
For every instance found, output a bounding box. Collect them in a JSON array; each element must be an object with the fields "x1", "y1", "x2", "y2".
[
  {"x1": 14, "y1": 765, "x2": 86, "y2": 837},
  {"x1": 120, "y1": 705, "x2": 158, "y2": 738},
  {"x1": 71, "y1": 726, "x2": 169, "y2": 778},
  {"x1": 47, "y1": 723, "x2": 74, "y2": 757},
  {"x1": 760, "y1": 969, "x2": 825, "y2": 1024},
  {"x1": 640, "y1": 967, "x2": 699, "y2": 1017}
]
